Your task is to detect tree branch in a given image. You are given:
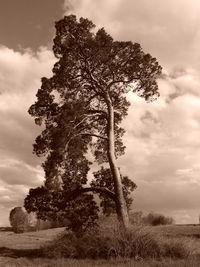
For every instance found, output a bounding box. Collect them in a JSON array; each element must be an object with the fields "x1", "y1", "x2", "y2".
[
  {"x1": 78, "y1": 132, "x2": 108, "y2": 140},
  {"x1": 64, "y1": 130, "x2": 108, "y2": 158},
  {"x1": 73, "y1": 114, "x2": 101, "y2": 130},
  {"x1": 107, "y1": 77, "x2": 140, "y2": 90},
  {"x1": 80, "y1": 53, "x2": 107, "y2": 98},
  {"x1": 87, "y1": 109, "x2": 108, "y2": 118},
  {"x1": 67, "y1": 186, "x2": 116, "y2": 202},
  {"x1": 85, "y1": 93, "x2": 98, "y2": 107}
]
